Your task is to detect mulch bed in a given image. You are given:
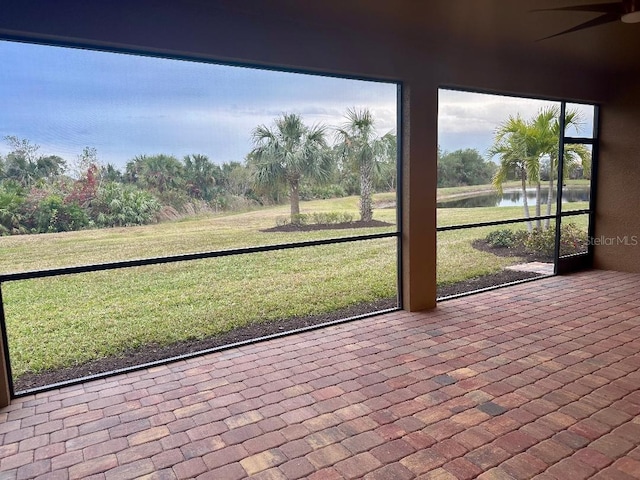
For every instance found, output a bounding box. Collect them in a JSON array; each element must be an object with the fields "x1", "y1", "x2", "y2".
[
  {"x1": 14, "y1": 231, "x2": 550, "y2": 392},
  {"x1": 471, "y1": 239, "x2": 553, "y2": 263},
  {"x1": 436, "y1": 269, "x2": 542, "y2": 298}
]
